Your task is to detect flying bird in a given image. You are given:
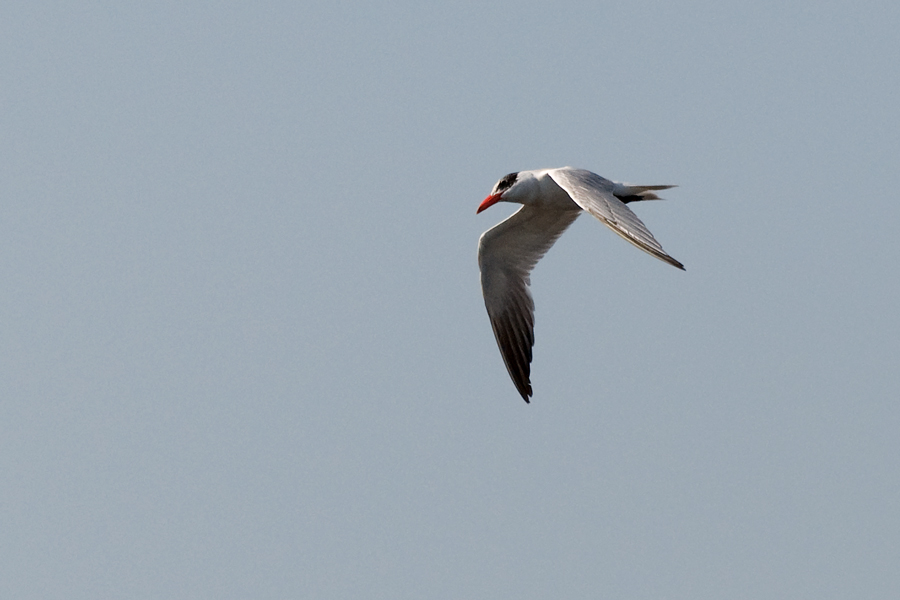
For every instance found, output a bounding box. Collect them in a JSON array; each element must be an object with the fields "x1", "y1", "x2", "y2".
[{"x1": 476, "y1": 167, "x2": 684, "y2": 403}]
